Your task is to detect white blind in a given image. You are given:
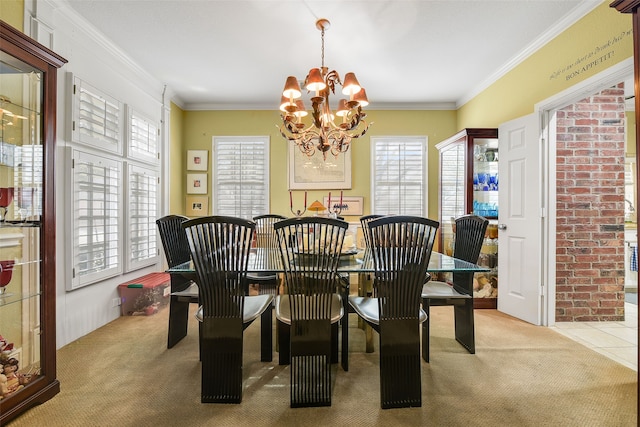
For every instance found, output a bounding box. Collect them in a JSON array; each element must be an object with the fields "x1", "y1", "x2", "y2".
[
  {"x1": 13, "y1": 145, "x2": 43, "y2": 220},
  {"x1": 213, "y1": 136, "x2": 269, "y2": 219},
  {"x1": 70, "y1": 150, "x2": 121, "y2": 289},
  {"x1": 128, "y1": 107, "x2": 159, "y2": 163},
  {"x1": 440, "y1": 143, "x2": 466, "y2": 221},
  {"x1": 72, "y1": 75, "x2": 123, "y2": 154},
  {"x1": 127, "y1": 164, "x2": 159, "y2": 271},
  {"x1": 371, "y1": 136, "x2": 427, "y2": 216}
]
